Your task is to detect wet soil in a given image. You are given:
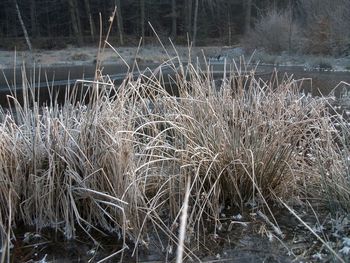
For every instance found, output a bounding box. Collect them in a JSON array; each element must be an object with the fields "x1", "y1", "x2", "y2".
[{"x1": 7, "y1": 203, "x2": 349, "y2": 262}]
